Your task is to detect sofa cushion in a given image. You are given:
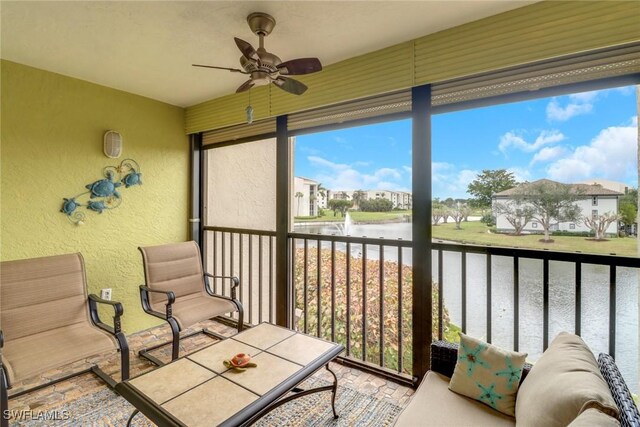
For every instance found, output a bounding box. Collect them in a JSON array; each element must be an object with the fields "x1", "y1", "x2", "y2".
[
  {"x1": 394, "y1": 371, "x2": 515, "y2": 427},
  {"x1": 568, "y1": 408, "x2": 620, "y2": 426},
  {"x1": 515, "y1": 332, "x2": 619, "y2": 427},
  {"x1": 449, "y1": 333, "x2": 527, "y2": 416}
]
